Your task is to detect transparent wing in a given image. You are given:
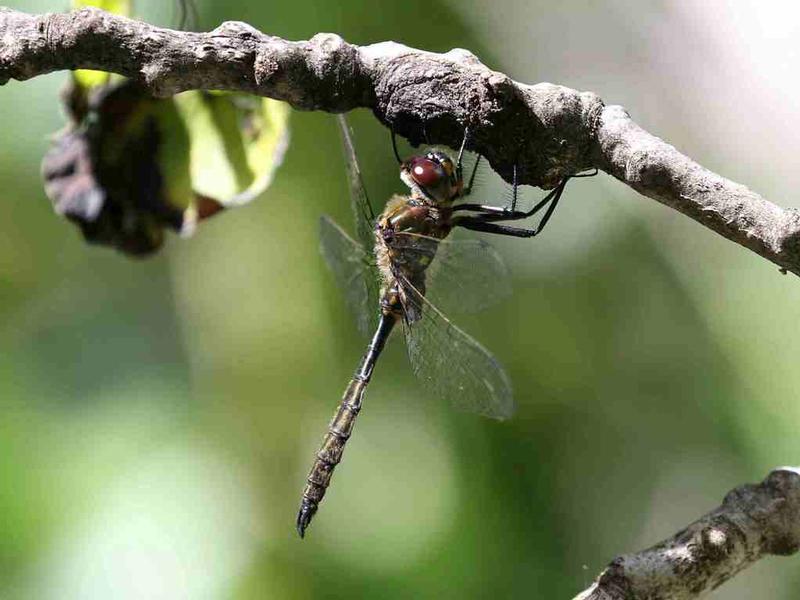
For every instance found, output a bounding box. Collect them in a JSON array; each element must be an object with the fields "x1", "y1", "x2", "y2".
[
  {"x1": 391, "y1": 232, "x2": 512, "y2": 315},
  {"x1": 319, "y1": 215, "x2": 380, "y2": 337},
  {"x1": 400, "y1": 275, "x2": 515, "y2": 420},
  {"x1": 337, "y1": 114, "x2": 377, "y2": 252}
]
